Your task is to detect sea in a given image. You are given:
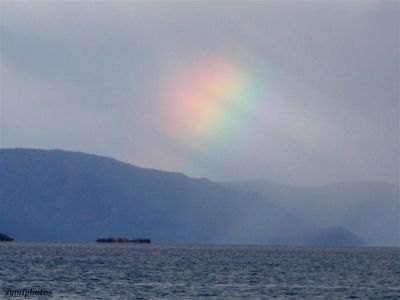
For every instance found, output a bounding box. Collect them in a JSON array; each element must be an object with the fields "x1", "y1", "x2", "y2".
[{"x1": 0, "y1": 243, "x2": 399, "y2": 299}]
